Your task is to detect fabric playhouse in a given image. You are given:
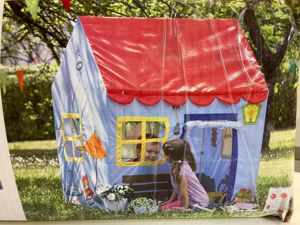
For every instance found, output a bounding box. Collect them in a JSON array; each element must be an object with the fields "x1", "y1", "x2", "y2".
[{"x1": 51, "y1": 17, "x2": 268, "y2": 210}]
